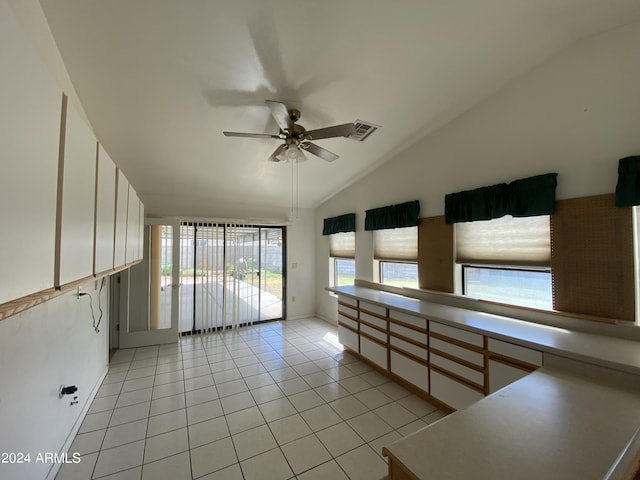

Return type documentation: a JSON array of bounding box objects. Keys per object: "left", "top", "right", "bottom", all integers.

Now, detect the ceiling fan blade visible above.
[
  {"left": 267, "top": 144, "right": 287, "bottom": 162},
  {"left": 302, "top": 142, "right": 339, "bottom": 162},
  {"left": 223, "top": 131, "right": 280, "bottom": 139},
  {"left": 304, "top": 123, "right": 355, "bottom": 141},
  {"left": 266, "top": 100, "right": 293, "bottom": 132}
]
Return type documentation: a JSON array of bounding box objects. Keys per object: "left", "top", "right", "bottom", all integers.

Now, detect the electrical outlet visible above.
[
  {"left": 292, "top": 296, "right": 296, "bottom": 302},
  {"left": 76, "top": 287, "right": 83, "bottom": 299}
]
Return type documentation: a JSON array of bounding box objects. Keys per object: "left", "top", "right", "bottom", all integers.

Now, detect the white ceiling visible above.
[{"left": 39, "top": 0, "right": 640, "bottom": 221}]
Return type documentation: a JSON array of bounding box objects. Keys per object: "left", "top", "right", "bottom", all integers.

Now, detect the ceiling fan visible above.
[{"left": 223, "top": 100, "right": 356, "bottom": 163}]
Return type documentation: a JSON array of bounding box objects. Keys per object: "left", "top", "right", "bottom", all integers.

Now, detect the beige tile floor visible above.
[{"left": 56, "top": 318, "right": 447, "bottom": 480}]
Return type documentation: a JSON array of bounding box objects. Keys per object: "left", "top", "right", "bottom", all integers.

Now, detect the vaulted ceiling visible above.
[{"left": 39, "top": 0, "right": 640, "bottom": 221}]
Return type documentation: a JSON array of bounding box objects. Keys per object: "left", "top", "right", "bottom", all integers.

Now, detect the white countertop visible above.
[
  {"left": 330, "top": 285, "right": 640, "bottom": 375},
  {"left": 383, "top": 366, "right": 640, "bottom": 480}
]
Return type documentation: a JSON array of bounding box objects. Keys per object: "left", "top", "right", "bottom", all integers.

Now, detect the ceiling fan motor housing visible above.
[{"left": 288, "top": 109, "right": 301, "bottom": 123}]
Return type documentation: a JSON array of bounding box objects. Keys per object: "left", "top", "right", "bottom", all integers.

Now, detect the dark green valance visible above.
[
  {"left": 322, "top": 213, "right": 356, "bottom": 235},
  {"left": 615, "top": 156, "right": 640, "bottom": 207},
  {"left": 445, "top": 173, "right": 558, "bottom": 224},
  {"left": 365, "top": 200, "right": 420, "bottom": 231}
]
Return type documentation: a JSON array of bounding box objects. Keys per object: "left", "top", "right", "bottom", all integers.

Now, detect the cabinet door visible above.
[
  {"left": 487, "top": 339, "right": 542, "bottom": 394},
  {"left": 430, "top": 369, "right": 484, "bottom": 411},
  {"left": 58, "top": 104, "right": 97, "bottom": 286},
  {"left": 138, "top": 201, "right": 145, "bottom": 261},
  {"left": 114, "top": 170, "right": 129, "bottom": 268},
  {"left": 338, "top": 324, "right": 359, "bottom": 352},
  {"left": 390, "top": 349, "right": 428, "bottom": 393},
  {"left": 361, "top": 337, "right": 387, "bottom": 370},
  {"left": 0, "top": 3, "right": 61, "bottom": 303},
  {"left": 94, "top": 145, "right": 116, "bottom": 274},
  {"left": 125, "top": 186, "right": 140, "bottom": 264},
  {"left": 488, "top": 360, "right": 531, "bottom": 394}
]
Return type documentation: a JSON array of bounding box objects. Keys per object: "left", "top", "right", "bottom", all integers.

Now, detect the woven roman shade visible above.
[
  {"left": 551, "top": 194, "right": 634, "bottom": 323},
  {"left": 418, "top": 216, "right": 454, "bottom": 292},
  {"left": 374, "top": 226, "right": 418, "bottom": 262},
  {"left": 329, "top": 232, "right": 355, "bottom": 259},
  {"left": 455, "top": 215, "right": 551, "bottom": 267}
]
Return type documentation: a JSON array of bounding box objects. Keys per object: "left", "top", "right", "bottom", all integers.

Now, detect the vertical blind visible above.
[
  {"left": 179, "top": 222, "right": 262, "bottom": 334},
  {"left": 455, "top": 215, "right": 551, "bottom": 267}
]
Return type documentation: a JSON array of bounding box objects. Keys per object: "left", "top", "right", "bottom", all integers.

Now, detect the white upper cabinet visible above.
[
  {"left": 114, "top": 170, "right": 129, "bottom": 268},
  {"left": 138, "top": 201, "right": 145, "bottom": 262},
  {"left": 0, "top": 2, "right": 61, "bottom": 304},
  {"left": 94, "top": 145, "right": 117, "bottom": 274},
  {"left": 126, "top": 186, "right": 140, "bottom": 264},
  {"left": 57, "top": 102, "right": 97, "bottom": 286}
]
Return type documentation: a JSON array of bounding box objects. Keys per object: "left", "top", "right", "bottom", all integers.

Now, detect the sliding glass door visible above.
[{"left": 179, "top": 223, "right": 285, "bottom": 334}]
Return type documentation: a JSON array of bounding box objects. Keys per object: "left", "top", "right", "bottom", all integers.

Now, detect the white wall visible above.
[
  {"left": 286, "top": 209, "right": 316, "bottom": 319},
  {"left": 315, "top": 21, "right": 640, "bottom": 322},
  {"left": 0, "top": 279, "right": 109, "bottom": 480}
]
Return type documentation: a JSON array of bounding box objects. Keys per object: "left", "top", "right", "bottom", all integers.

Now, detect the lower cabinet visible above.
[{"left": 336, "top": 297, "right": 544, "bottom": 412}]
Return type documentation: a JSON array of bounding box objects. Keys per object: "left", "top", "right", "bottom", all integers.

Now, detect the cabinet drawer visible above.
[
  {"left": 390, "top": 336, "right": 428, "bottom": 359},
  {"left": 488, "top": 359, "right": 532, "bottom": 394},
  {"left": 430, "top": 353, "right": 484, "bottom": 386},
  {"left": 360, "top": 311, "right": 387, "bottom": 330},
  {"left": 360, "top": 301, "right": 387, "bottom": 317},
  {"left": 390, "top": 350, "right": 428, "bottom": 393},
  {"left": 361, "top": 337, "right": 387, "bottom": 370},
  {"left": 360, "top": 323, "right": 387, "bottom": 343},
  {"left": 390, "top": 322, "right": 428, "bottom": 345},
  {"left": 488, "top": 339, "right": 542, "bottom": 367},
  {"left": 338, "top": 315, "right": 358, "bottom": 331},
  {"left": 389, "top": 310, "right": 427, "bottom": 330},
  {"left": 338, "top": 304, "right": 358, "bottom": 319},
  {"left": 430, "top": 338, "right": 483, "bottom": 367},
  {"left": 430, "top": 322, "right": 483, "bottom": 347},
  {"left": 430, "top": 370, "right": 484, "bottom": 411},
  {"left": 338, "top": 296, "right": 358, "bottom": 308},
  {"left": 338, "top": 325, "right": 359, "bottom": 352}
]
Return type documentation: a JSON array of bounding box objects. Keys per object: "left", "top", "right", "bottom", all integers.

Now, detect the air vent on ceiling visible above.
[{"left": 347, "top": 120, "right": 379, "bottom": 142}]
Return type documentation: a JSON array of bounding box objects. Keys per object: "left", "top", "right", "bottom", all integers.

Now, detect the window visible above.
[
  {"left": 456, "top": 215, "right": 552, "bottom": 308},
  {"left": 374, "top": 226, "right": 418, "bottom": 288},
  {"left": 462, "top": 265, "right": 552, "bottom": 309},
  {"left": 380, "top": 261, "right": 418, "bottom": 288},
  {"left": 330, "top": 232, "right": 355, "bottom": 286},
  {"left": 334, "top": 258, "right": 356, "bottom": 286}
]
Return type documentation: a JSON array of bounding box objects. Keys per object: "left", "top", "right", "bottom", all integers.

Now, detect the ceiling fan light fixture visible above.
[
  {"left": 285, "top": 146, "right": 299, "bottom": 161},
  {"left": 275, "top": 145, "right": 307, "bottom": 163}
]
